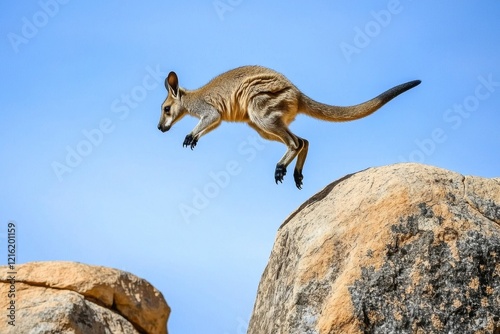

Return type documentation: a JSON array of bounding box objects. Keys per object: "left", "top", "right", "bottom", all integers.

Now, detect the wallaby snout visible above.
[{"left": 157, "top": 123, "right": 170, "bottom": 132}]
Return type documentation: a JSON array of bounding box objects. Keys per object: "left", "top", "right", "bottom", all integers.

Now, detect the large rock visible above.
[
  {"left": 0, "top": 261, "right": 170, "bottom": 334},
  {"left": 248, "top": 163, "right": 500, "bottom": 334}
]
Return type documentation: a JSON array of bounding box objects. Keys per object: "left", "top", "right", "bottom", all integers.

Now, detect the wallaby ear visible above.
[{"left": 165, "top": 71, "right": 179, "bottom": 97}]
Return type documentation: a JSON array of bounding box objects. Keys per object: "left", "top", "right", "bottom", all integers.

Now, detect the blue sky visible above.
[{"left": 1, "top": 1, "right": 499, "bottom": 333}]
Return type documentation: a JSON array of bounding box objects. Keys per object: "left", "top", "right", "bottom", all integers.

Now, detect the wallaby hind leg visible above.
[
  {"left": 248, "top": 121, "right": 307, "bottom": 188},
  {"left": 293, "top": 137, "right": 308, "bottom": 189}
]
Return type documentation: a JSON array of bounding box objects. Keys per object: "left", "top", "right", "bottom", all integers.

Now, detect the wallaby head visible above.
[{"left": 157, "top": 71, "right": 187, "bottom": 133}]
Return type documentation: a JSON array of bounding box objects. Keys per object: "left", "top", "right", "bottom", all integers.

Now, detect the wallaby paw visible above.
[
  {"left": 275, "top": 164, "right": 287, "bottom": 184},
  {"left": 183, "top": 134, "right": 198, "bottom": 150},
  {"left": 293, "top": 169, "right": 303, "bottom": 190}
]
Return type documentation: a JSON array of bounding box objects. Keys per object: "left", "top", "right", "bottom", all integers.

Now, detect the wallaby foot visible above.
[
  {"left": 293, "top": 169, "right": 303, "bottom": 189},
  {"left": 183, "top": 134, "right": 198, "bottom": 150},
  {"left": 275, "top": 164, "right": 287, "bottom": 184}
]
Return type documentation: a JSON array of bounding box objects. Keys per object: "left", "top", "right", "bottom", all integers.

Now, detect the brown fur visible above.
[{"left": 158, "top": 65, "right": 420, "bottom": 189}]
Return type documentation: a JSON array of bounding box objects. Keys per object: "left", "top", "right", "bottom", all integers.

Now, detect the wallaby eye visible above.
[{"left": 163, "top": 106, "right": 171, "bottom": 115}]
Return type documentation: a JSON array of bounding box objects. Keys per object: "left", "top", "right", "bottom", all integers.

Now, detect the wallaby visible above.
[{"left": 157, "top": 66, "right": 420, "bottom": 189}]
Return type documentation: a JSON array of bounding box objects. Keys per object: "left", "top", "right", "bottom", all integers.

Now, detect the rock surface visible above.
[
  {"left": 0, "top": 261, "right": 170, "bottom": 334},
  {"left": 247, "top": 163, "right": 500, "bottom": 334}
]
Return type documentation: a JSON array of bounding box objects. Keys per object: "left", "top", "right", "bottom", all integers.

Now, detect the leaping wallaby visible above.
[{"left": 157, "top": 66, "right": 420, "bottom": 189}]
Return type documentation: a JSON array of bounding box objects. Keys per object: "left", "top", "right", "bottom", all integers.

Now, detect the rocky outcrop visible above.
[
  {"left": 0, "top": 261, "right": 170, "bottom": 334},
  {"left": 248, "top": 163, "right": 500, "bottom": 334}
]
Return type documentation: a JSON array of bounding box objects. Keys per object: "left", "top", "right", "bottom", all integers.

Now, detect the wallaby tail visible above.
[{"left": 299, "top": 80, "right": 421, "bottom": 122}]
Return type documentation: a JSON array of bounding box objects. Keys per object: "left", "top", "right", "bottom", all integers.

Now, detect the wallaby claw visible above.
[
  {"left": 183, "top": 134, "right": 198, "bottom": 150},
  {"left": 293, "top": 169, "right": 303, "bottom": 189},
  {"left": 275, "top": 164, "right": 287, "bottom": 184}
]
